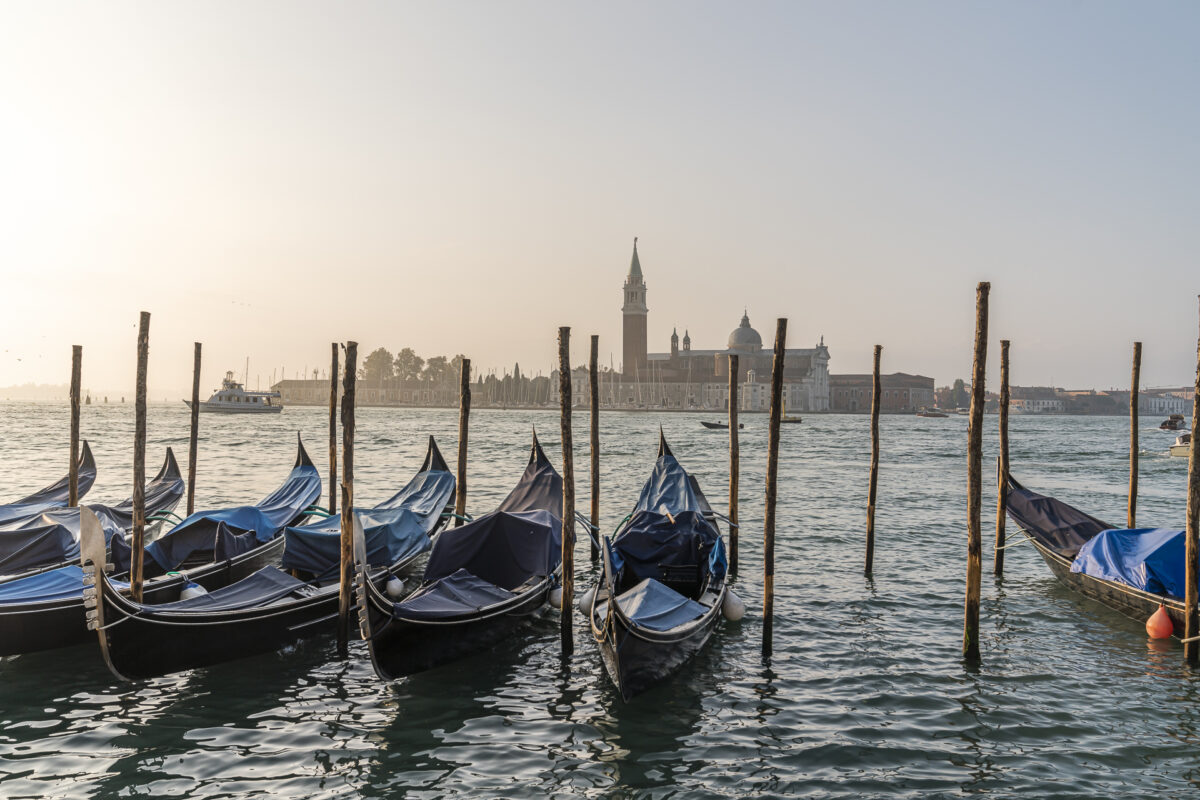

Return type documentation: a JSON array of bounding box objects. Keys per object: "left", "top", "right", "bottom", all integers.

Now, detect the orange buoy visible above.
[{"left": 1146, "top": 604, "right": 1174, "bottom": 639}]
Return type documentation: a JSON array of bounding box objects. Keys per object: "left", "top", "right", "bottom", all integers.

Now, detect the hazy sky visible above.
[{"left": 2, "top": 1, "right": 1197, "bottom": 396}]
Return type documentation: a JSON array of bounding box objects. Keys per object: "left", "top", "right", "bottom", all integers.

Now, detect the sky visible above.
[{"left": 1, "top": 1, "right": 1197, "bottom": 397}]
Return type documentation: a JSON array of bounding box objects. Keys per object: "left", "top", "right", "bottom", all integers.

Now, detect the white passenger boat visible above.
[{"left": 184, "top": 371, "right": 283, "bottom": 414}]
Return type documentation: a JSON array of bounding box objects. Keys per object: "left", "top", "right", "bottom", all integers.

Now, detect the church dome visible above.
[{"left": 728, "top": 311, "right": 763, "bottom": 351}]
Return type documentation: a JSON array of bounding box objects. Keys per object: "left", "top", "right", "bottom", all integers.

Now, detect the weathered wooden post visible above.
[
  {"left": 1129, "top": 341, "right": 1142, "bottom": 528},
  {"left": 865, "top": 344, "right": 881, "bottom": 575},
  {"left": 964, "top": 282, "right": 990, "bottom": 661},
  {"left": 994, "top": 340, "right": 1010, "bottom": 576},
  {"left": 558, "top": 327, "right": 576, "bottom": 658},
  {"left": 455, "top": 358, "right": 471, "bottom": 526},
  {"left": 131, "top": 312, "right": 150, "bottom": 603},
  {"left": 187, "top": 342, "right": 201, "bottom": 515},
  {"left": 589, "top": 335, "right": 600, "bottom": 561},
  {"left": 728, "top": 353, "right": 740, "bottom": 573},
  {"left": 763, "top": 319, "right": 787, "bottom": 659},
  {"left": 68, "top": 345, "right": 82, "bottom": 507},
  {"left": 329, "top": 343, "right": 339, "bottom": 515},
  {"left": 1185, "top": 299, "right": 1200, "bottom": 664},
  {"left": 337, "top": 341, "right": 357, "bottom": 658}
]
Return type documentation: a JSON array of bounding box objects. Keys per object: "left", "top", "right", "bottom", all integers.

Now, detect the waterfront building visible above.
[{"left": 829, "top": 372, "right": 935, "bottom": 413}]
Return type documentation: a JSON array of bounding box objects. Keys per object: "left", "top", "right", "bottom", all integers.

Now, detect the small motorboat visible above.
[
  {"left": 1170, "top": 433, "right": 1192, "bottom": 458},
  {"left": 700, "top": 421, "right": 743, "bottom": 430},
  {"left": 1160, "top": 414, "right": 1188, "bottom": 431},
  {"left": 916, "top": 408, "right": 949, "bottom": 418}
]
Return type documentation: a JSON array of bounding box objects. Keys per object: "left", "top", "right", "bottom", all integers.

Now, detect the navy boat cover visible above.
[
  {"left": 396, "top": 567, "right": 516, "bottom": 620},
  {"left": 611, "top": 454, "right": 726, "bottom": 582},
  {"left": 0, "top": 449, "right": 184, "bottom": 576},
  {"left": 145, "top": 441, "right": 320, "bottom": 572},
  {"left": 1071, "top": 527, "right": 1188, "bottom": 597},
  {"left": 281, "top": 467, "right": 454, "bottom": 579},
  {"left": 6, "top": 441, "right": 97, "bottom": 508},
  {"left": 144, "top": 566, "right": 307, "bottom": 613},
  {"left": 1004, "top": 476, "right": 1113, "bottom": 559},
  {"left": 496, "top": 439, "right": 563, "bottom": 516},
  {"left": 423, "top": 509, "right": 562, "bottom": 590},
  {"left": 0, "top": 565, "right": 127, "bottom": 605},
  {"left": 615, "top": 578, "right": 707, "bottom": 631}
]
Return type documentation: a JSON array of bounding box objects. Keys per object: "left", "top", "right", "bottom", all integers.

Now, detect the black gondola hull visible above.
[
  {"left": 592, "top": 598, "right": 721, "bottom": 702},
  {"left": 0, "top": 537, "right": 285, "bottom": 657},
  {"left": 364, "top": 583, "right": 549, "bottom": 678}
]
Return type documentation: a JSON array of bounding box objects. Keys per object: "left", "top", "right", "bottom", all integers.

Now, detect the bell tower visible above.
[{"left": 622, "top": 237, "right": 648, "bottom": 378}]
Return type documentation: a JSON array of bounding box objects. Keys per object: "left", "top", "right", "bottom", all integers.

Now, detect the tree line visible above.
[{"left": 358, "top": 348, "right": 468, "bottom": 386}]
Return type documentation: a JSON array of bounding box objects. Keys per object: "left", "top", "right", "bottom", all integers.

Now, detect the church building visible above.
[{"left": 605, "top": 239, "right": 831, "bottom": 411}]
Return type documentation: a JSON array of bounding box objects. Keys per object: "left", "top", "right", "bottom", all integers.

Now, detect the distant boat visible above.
[
  {"left": 781, "top": 398, "right": 801, "bottom": 424},
  {"left": 700, "top": 421, "right": 743, "bottom": 430},
  {"left": 184, "top": 371, "right": 282, "bottom": 414},
  {"left": 1170, "top": 433, "right": 1191, "bottom": 458},
  {"left": 1160, "top": 414, "right": 1187, "bottom": 431},
  {"left": 917, "top": 408, "right": 949, "bottom": 418}
]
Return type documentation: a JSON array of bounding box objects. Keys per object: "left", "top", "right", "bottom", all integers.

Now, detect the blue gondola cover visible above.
[
  {"left": 0, "top": 565, "right": 127, "bottom": 605},
  {"left": 1071, "top": 527, "right": 1187, "bottom": 597},
  {"left": 147, "top": 566, "right": 306, "bottom": 612},
  {"left": 616, "top": 577, "right": 707, "bottom": 631},
  {"left": 423, "top": 509, "right": 561, "bottom": 591},
  {"left": 396, "top": 567, "right": 516, "bottom": 620}
]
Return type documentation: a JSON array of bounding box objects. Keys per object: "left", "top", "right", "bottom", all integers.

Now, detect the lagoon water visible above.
[{"left": 0, "top": 402, "right": 1196, "bottom": 799}]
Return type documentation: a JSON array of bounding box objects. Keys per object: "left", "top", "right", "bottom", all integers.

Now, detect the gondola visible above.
[
  {"left": 587, "top": 432, "right": 728, "bottom": 701},
  {"left": 82, "top": 437, "right": 455, "bottom": 680},
  {"left": 0, "top": 441, "right": 97, "bottom": 524},
  {"left": 0, "top": 436, "right": 320, "bottom": 656},
  {"left": 1005, "top": 473, "right": 1189, "bottom": 632},
  {"left": 700, "top": 421, "right": 743, "bottom": 430},
  {"left": 0, "top": 448, "right": 184, "bottom": 582},
  {"left": 354, "top": 431, "right": 563, "bottom": 678}
]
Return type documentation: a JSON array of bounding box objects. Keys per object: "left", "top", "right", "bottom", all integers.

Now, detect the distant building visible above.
[
  {"left": 607, "top": 239, "right": 831, "bottom": 411},
  {"left": 1010, "top": 386, "right": 1064, "bottom": 414},
  {"left": 829, "top": 373, "right": 935, "bottom": 413}
]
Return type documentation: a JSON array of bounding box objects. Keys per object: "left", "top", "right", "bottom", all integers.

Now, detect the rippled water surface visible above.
[{"left": 0, "top": 402, "right": 1196, "bottom": 798}]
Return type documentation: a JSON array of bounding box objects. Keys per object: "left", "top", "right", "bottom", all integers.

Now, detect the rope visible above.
[{"left": 995, "top": 529, "right": 1035, "bottom": 551}]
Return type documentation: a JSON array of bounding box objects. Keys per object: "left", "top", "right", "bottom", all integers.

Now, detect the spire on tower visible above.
[{"left": 629, "top": 237, "right": 643, "bottom": 280}]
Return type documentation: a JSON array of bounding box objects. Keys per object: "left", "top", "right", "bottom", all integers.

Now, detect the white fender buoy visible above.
[
  {"left": 549, "top": 586, "right": 564, "bottom": 610},
  {"left": 180, "top": 582, "right": 207, "bottom": 601},
  {"left": 722, "top": 589, "right": 745, "bottom": 622},
  {"left": 577, "top": 586, "right": 596, "bottom": 615},
  {"left": 385, "top": 576, "right": 406, "bottom": 599}
]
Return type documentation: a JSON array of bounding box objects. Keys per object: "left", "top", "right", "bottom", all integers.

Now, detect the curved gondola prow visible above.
[
  {"left": 153, "top": 447, "right": 182, "bottom": 484},
  {"left": 294, "top": 433, "right": 315, "bottom": 469},
  {"left": 421, "top": 436, "right": 450, "bottom": 475},
  {"left": 658, "top": 428, "right": 673, "bottom": 460},
  {"left": 78, "top": 506, "right": 130, "bottom": 682},
  {"left": 14, "top": 440, "right": 98, "bottom": 506}
]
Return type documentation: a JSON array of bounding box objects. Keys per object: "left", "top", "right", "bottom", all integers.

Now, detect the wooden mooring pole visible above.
[
  {"left": 1129, "top": 341, "right": 1142, "bottom": 528},
  {"left": 1185, "top": 298, "right": 1200, "bottom": 664},
  {"left": 994, "top": 339, "right": 1010, "bottom": 576},
  {"left": 328, "top": 343, "right": 339, "bottom": 516},
  {"left": 763, "top": 319, "right": 787, "bottom": 660},
  {"left": 728, "top": 354, "right": 740, "bottom": 574},
  {"left": 187, "top": 342, "right": 201, "bottom": 516},
  {"left": 865, "top": 345, "right": 882, "bottom": 576},
  {"left": 337, "top": 341, "right": 357, "bottom": 658},
  {"left": 455, "top": 358, "right": 471, "bottom": 526},
  {"left": 131, "top": 312, "right": 150, "bottom": 603},
  {"left": 558, "top": 327, "right": 575, "bottom": 658},
  {"left": 68, "top": 345, "right": 82, "bottom": 507},
  {"left": 589, "top": 335, "right": 600, "bottom": 561},
  {"left": 963, "top": 282, "right": 989, "bottom": 661}
]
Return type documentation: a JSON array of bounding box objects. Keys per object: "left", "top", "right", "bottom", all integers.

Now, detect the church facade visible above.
[{"left": 604, "top": 239, "right": 831, "bottom": 411}]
